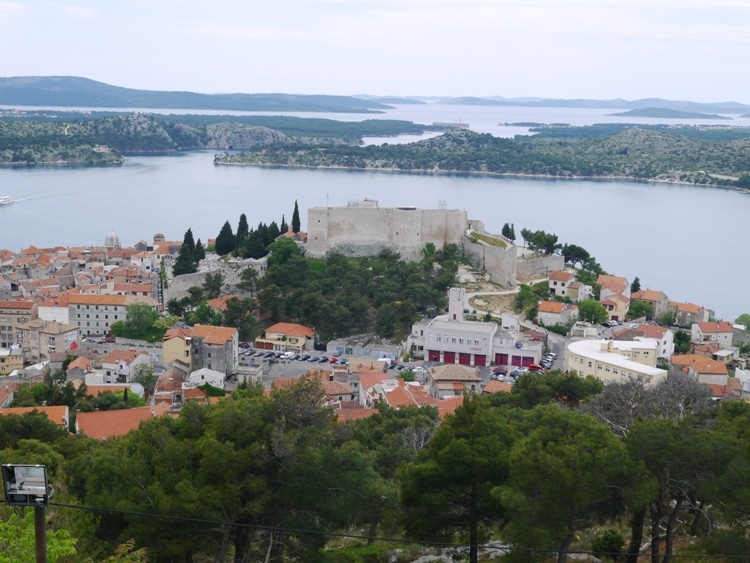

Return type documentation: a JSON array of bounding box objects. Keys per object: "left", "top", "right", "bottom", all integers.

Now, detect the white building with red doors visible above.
[{"left": 407, "top": 288, "right": 543, "bottom": 368}]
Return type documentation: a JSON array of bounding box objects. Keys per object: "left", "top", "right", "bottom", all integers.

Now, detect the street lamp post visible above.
[{"left": 2, "top": 464, "right": 53, "bottom": 563}]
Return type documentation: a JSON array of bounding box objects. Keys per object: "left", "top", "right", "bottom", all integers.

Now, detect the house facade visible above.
[
  {"left": 424, "top": 363, "right": 482, "bottom": 399},
  {"left": 0, "top": 300, "right": 38, "bottom": 348},
  {"left": 19, "top": 319, "right": 79, "bottom": 364},
  {"left": 68, "top": 294, "right": 158, "bottom": 336},
  {"left": 536, "top": 301, "right": 578, "bottom": 327},
  {"left": 691, "top": 321, "right": 733, "bottom": 347},
  {"left": 631, "top": 289, "right": 670, "bottom": 320},
  {"left": 565, "top": 338, "right": 666, "bottom": 384},
  {"left": 101, "top": 349, "right": 152, "bottom": 384},
  {"left": 548, "top": 270, "right": 575, "bottom": 298},
  {"left": 190, "top": 324, "right": 239, "bottom": 376},
  {"left": 255, "top": 322, "right": 315, "bottom": 353}
]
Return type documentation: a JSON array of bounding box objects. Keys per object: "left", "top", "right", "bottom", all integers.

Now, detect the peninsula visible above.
[{"left": 214, "top": 127, "right": 750, "bottom": 189}]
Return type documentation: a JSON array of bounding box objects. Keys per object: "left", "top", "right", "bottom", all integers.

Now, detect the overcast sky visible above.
[{"left": 2, "top": 0, "right": 748, "bottom": 103}]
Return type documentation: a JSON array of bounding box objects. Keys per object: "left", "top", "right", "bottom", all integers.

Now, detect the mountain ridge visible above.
[{"left": 2, "top": 76, "right": 749, "bottom": 114}]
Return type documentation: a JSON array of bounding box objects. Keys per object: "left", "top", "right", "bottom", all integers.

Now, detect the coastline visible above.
[{"left": 213, "top": 160, "right": 750, "bottom": 192}]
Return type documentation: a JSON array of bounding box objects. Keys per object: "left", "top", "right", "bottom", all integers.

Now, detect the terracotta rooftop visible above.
[
  {"left": 0, "top": 300, "right": 36, "bottom": 309},
  {"left": 264, "top": 322, "right": 315, "bottom": 338},
  {"left": 191, "top": 324, "right": 237, "bottom": 345},
  {"left": 0, "top": 405, "right": 69, "bottom": 427},
  {"left": 207, "top": 295, "right": 233, "bottom": 312},
  {"left": 537, "top": 301, "right": 564, "bottom": 314},
  {"left": 437, "top": 396, "right": 465, "bottom": 418},
  {"left": 549, "top": 270, "right": 574, "bottom": 282},
  {"left": 482, "top": 380, "right": 514, "bottom": 394},
  {"left": 76, "top": 403, "right": 171, "bottom": 440},
  {"left": 359, "top": 371, "right": 391, "bottom": 390},
  {"left": 696, "top": 321, "right": 733, "bottom": 334},
  {"left": 428, "top": 364, "right": 482, "bottom": 382},
  {"left": 671, "top": 354, "right": 728, "bottom": 375},
  {"left": 631, "top": 289, "right": 666, "bottom": 302},
  {"left": 102, "top": 349, "right": 148, "bottom": 365}
]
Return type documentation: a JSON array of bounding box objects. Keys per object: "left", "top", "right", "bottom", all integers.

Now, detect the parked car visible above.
[
  {"left": 492, "top": 366, "right": 508, "bottom": 376},
  {"left": 318, "top": 356, "right": 329, "bottom": 363},
  {"left": 300, "top": 354, "right": 311, "bottom": 361},
  {"left": 338, "top": 358, "right": 348, "bottom": 365},
  {"left": 308, "top": 356, "right": 320, "bottom": 362},
  {"left": 328, "top": 357, "right": 338, "bottom": 363},
  {"left": 263, "top": 351, "right": 274, "bottom": 358}
]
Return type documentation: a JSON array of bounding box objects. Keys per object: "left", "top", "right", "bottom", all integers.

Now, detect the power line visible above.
[{"left": 0, "top": 499, "right": 744, "bottom": 559}]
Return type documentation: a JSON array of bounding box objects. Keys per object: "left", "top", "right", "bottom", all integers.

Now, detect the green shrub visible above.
[{"left": 592, "top": 529, "right": 624, "bottom": 560}]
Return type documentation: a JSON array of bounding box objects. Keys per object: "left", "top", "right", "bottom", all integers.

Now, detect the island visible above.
[{"left": 607, "top": 107, "right": 731, "bottom": 120}]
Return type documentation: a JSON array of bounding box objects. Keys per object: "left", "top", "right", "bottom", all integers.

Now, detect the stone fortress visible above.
[{"left": 305, "top": 199, "right": 562, "bottom": 287}]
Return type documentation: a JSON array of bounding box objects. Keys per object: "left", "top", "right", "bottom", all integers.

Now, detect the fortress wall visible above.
[
  {"left": 462, "top": 236, "right": 517, "bottom": 288},
  {"left": 516, "top": 253, "right": 565, "bottom": 281},
  {"left": 306, "top": 206, "right": 468, "bottom": 260}
]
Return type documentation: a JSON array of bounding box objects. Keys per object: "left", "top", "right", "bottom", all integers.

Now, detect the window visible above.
[
  {"left": 482, "top": 338, "right": 487, "bottom": 347},
  {"left": 436, "top": 335, "right": 441, "bottom": 342},
  {"left": 459, "top": 337, "right": 464, "bottom": 345},
  {"left": 451, "top": 337, "right": 457, "bottom": 344},
  {"left": 588, "top": 361, "right": 592, "bottom": 368},
  {"left": 474, "top": 339, "right": 479, "bottom": 346}
]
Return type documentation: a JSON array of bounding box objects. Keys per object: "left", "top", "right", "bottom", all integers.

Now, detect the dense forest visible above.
[
  {"left": 216, "top": 127, "right": 750, "bottom": 188},
  {"left": 3, "top": 373, "right": 750, "bottom": 562}
]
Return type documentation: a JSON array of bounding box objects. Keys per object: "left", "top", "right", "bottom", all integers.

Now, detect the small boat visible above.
[{"left": 0, "top": 196, "right": 13, "bottom": 206}]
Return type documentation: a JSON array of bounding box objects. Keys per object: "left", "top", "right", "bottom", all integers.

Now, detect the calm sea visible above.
[{"left": 0, "top": 104, "right": 747, "bottom": 321}]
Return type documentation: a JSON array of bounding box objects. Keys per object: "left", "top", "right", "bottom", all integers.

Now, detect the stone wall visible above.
[
  {"left": 461, "top": 235, "right": 517, "bottom": 288},
  {"left": 166, "top": 255, "right": 267, "bottom": 301},
  {"left": 516, "top": 253, "right": 565, "bottom": 281},
  {"left": 306, "top": 203, "right": 468, "bottom": 260}
]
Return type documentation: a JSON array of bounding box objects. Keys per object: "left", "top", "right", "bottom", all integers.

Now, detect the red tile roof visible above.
[
  {"left": 537, "top": 301, "right": 564, "bottom": 314},
  {"left": 191, "top": 324, "right": 237, "bottom": 345},
  {"left": 437, "top": 396, "right": 465, "bottom": 418},
  {"left": 0, "top": 405, "right": 69, "bottom": 427},
  {"left": 549, "top": 270, "right": 574, "bottom": 282},
  {"left": 696, "top": 321, "right": 733, "bottom": 334},
  {"left": 76, "top": 403, "right": 171, "bottom": 440},
  {"left": 265, "top": 322, "right": 315, "bottom": 338}
]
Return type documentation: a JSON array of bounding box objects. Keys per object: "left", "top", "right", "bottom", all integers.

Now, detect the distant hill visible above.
[
  {"left": 0, "top": 76, "right": 391, "bottom": 113},
  {"left": 608, "top": 108, "right": 731, "bottom": 120}
]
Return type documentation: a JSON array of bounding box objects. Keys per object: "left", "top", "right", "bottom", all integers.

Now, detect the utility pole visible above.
[{"left": 35, "top": 505, "right": 47, "bottom": 563}]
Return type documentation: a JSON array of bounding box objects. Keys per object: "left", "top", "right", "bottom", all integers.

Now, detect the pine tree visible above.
[
  {"left": 292, "top": 200, "right": 301, "bottom": 233},
  {"left": 215, "top": 221, "right": 236, "bottom": 256},
  {"left": 502, "top": 222, "right": 511, "bottom": 239}
]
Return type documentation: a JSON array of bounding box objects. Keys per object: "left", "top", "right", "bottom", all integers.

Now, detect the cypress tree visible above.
[
  {"left": 280, "top": 214, "right": 288, "bottom": 235},
  {"left": 292, "top": 200, "right": 300, "bottom": 233},
  {"left": 183, "top": 228, "right": 196, "bottom": 256},
  {"left": 215, "top": 221, "right": 236, "bottom": 256},
  {"left": 269, "top": 220, "right": 281, "bottom": 242},
  {"left": 236, "top": 213, "right": 249, "bottom": 251},
  {"left": 194, "top": 238, "right": 206, "bottom": 261}
]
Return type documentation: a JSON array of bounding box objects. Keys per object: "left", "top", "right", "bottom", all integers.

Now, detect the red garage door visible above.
[
  {"left": 459, "top": 353, "right": 471, "bottom": 365},
  {"left": 521, "top": 356, "right": 534, "bottom": 367},
  {"left": 474, "top": 354, "right": 487, "bottom": 367},
  {"left": 495, "top": 353, "right": 508, "bottom": 365},
  {"left": 428, "top": 350, "right": 440, "bottom": 362},
  {"left": 443, "top": 351, "right": 456, "bottom": 364},
  {"left": 511, "top": 355, "right": 522, "bottom": 366}
]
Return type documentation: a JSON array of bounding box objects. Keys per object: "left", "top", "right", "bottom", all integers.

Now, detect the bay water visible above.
[{"left": 0, "top": 104, "right": 747, "bottom": 320}]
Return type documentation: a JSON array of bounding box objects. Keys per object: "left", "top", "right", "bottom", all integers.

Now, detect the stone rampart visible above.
[
  {"left": 306, "top": 204, "right": 467, "bottom": 261},
  {"left": 516, "top": 253, "right": 565, "bottom": 281}
]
